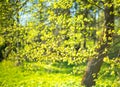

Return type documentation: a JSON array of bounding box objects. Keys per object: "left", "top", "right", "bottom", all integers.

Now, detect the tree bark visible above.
[
  {"left": 81, "top": 0, "right": 114, "bottom": 87},
  {"left": 81, "top": 43, "right": 107, "bottom": 87}
]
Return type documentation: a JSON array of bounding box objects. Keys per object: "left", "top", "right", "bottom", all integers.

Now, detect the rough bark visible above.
[
  {"left": 81, "top": 43, "right": 108, "bottom": 87},
  {"left": 81, "top": 0, "right": 114, "bottom": 87}
]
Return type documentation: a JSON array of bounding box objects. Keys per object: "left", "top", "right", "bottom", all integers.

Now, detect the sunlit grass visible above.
[
  {"left": 0, "top": 60, "right": 81, "bottom": 87},
  {"left": 0, "top": 60, "right": 119, "bottom": 87}
]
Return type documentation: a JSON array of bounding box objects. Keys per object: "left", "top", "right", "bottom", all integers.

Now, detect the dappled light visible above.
[{"left": 0, "top": 0, "right": 120, "bottom": 87}]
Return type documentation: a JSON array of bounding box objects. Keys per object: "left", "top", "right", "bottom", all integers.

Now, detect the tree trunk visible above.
[
  {"left": 0, "top": 42, "right": 8, "bottom": 61},
  {"left": 81, "top": 43, "right": 107, "bottom": 87},
  {"left": 81, "top": 1, "right": 114, "bottom": 87},
  {"left": 83, "top": 36, "right": 87, "bottom": 49}
]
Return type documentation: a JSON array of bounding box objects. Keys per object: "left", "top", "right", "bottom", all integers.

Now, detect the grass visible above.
[
  {"left": 0, "top": 60, "right": 119, "bottom": 87},
  {"left": 0, "top": 60, "right": 82, "bottom": 87}
]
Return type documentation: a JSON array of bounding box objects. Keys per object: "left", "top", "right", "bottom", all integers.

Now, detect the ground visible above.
[{"left": 0, "top": 60, "right": 119, "bottom": 87}]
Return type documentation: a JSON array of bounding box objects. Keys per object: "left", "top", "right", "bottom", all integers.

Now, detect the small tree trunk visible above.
[
  {"left": 83, "top": 36, "right": 87, "bottom": 49},
  {"left": 0, "top": 42, "right": 8, "bottom": 61},
  {"left": 81, "top": 0, "right": 114, "bottom": 87}
]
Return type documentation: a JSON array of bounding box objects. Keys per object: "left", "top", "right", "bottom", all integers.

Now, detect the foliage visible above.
[{"left": 0, "top": 0, "right": 120, "bottom": 86}]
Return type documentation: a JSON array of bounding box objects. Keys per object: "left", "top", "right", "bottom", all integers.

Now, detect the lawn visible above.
[
  {"left": 0, "top": 60, "right": 119, "bottom": 87},
  {"left": 0, "top": 61, "right": 81, "bottom": 87}
]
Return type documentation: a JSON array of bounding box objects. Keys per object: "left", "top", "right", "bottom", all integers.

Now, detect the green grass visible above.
[
  {"left": 0, "top": 61, "right": 82, "bottom": 87},
  {"left": 0, "top": 60, "right": 119, "bottom": 87}
]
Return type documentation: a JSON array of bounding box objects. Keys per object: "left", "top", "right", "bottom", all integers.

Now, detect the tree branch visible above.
[
  {"left": 14, "top": 0, "right": 29, "bottom": 15},
  {"left": 88, "top": 0, "right": 104, "bottom": 10}
]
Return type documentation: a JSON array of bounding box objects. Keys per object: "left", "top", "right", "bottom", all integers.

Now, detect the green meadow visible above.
[{"left": 0, "top": 60, "right": 119, "bottom": 87}]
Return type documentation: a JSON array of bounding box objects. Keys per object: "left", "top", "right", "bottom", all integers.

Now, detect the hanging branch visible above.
[
  {"left": 13, "top": 0, "right": 29, "bottom": 16},
  {"left": 87, "top": 0, "right": 104, "bottom": 11}
]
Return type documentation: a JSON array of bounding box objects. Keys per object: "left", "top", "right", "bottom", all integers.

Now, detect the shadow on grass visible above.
[
  {"left": 21, "top": 61, "right": 74, "bottom": 74},
  {"left": 20, "top": 61, "right": 87, "bottom": 77}
]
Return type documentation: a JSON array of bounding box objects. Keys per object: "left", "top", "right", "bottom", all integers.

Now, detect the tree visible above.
[
  {"left": 81, "top": 0, "right": 115, "bottom": 86},
  {"left": 0, "top": 0, "right": 29, "bottom": 61}
]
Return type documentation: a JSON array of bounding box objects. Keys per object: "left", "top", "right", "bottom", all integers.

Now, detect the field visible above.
[{"left": 0, "top": 60, "right": 119, "bottom": 87}]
